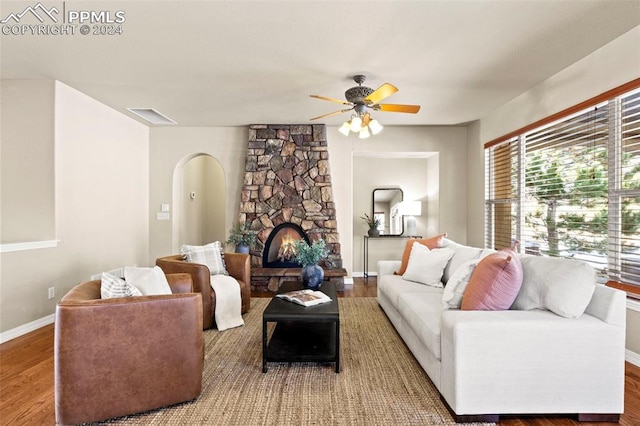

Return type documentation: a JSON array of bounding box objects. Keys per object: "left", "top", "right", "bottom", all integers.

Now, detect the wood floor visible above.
[{"left": 1, "top": 278, "right": 638, "bottom": 426}]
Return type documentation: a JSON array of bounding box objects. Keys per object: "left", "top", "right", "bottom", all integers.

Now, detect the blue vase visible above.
[
  {"left": 235, "top": 245, "right": 249, "bottom": 254},
  {"left": 301, "top": 264, "right": 324, "bottom": 290}
]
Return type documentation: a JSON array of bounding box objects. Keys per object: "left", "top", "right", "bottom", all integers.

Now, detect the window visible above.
[{"left": 485, "top": 85, "right": 640, "bottom": 287}]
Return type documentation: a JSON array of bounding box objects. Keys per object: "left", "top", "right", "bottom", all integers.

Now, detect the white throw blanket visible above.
[{"left": 210, "top": 275, "right": 244, "bottom": 331}]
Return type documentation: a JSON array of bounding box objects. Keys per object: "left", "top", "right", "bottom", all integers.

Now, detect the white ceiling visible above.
[{"left": 2, "top": 0, "right": 639, "bottom": 127}]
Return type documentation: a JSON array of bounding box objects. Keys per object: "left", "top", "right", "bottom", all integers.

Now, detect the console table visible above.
[{"left": 363, "top": 235, "right": 421, "bottom": 279}]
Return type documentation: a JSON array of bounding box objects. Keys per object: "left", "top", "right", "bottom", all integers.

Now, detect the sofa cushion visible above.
[
  {"left": 124, "top": 266, "right": 172, "bottom": 295},
  {"left": 402, "top": 244, "right": 455, "bottom": 288},
  {"left": 395, "top": 233, "right": 446, "bottom": 275},
  {"left": 378, "top": 274, "right": 442, "bottom": 307},
  {"left": 441, "top": 258, "right": 481, "bottom": 309},
  {"left": 100, "top": 272, "right": 142, "bottom": 299},
  {"left": 397, "top": 291, "right": 444, "bottom": 360},
  {"left": 461, "top": 248, "right": 523, "bottom": 311},
  {"left": 513, "top": 256, "right": 596, "bottom": 319},
  {"left": 180, "top": 241, "right": 228, "bottom": 275}
]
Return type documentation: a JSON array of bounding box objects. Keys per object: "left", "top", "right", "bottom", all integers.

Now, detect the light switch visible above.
[
  {"left": 156, "top": 212, "right": 170, "bottom": 221},
  {"left": 161, "top": 204, "right": 170, "bottom": 212}
]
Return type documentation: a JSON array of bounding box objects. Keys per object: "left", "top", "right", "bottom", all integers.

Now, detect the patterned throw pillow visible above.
[
  {"left": 180, "top": 241, "right": 228, "bottom": 276},
  {"left": 100, "top": 272, "right": 142, "bottom": 299},
  {"left": 441, "top": 259, "right": 481, "bottom": 310}
]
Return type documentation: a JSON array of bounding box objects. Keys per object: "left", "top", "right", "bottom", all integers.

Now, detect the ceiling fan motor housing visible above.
[
  {"left": 345, "top": 74, "right": 374, "bottom": 105},
  {"left": 345, "top": 86, "right": 374, "bottom": 104}
]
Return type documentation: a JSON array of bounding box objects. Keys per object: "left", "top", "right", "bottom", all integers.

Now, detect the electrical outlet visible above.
[{"left": 48, "top": 287, "right": 55, "bottom": 300}]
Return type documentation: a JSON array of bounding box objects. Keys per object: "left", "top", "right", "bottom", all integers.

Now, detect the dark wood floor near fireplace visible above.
[{"left": 1, "top": 278, "right": 639, "bottom": 426}]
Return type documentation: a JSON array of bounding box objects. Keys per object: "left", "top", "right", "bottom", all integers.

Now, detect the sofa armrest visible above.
[
  {"left": 224, "top": 253, "right": 250, "bottom": 284},
  {"left": 377, "top": 260, "right": 401, "bottom": 277},
  {"left": 166, "top": 273, "right": 193, "bottom": 294},
  {"left": 439, "top": 309, "right": 625, "bottom": 416},
  {"left": 584, "top": 284, "right": 626, "bottom": 327}
]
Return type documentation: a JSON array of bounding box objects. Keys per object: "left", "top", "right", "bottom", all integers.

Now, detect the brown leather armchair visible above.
[
  {"left": 156, "top": 252, "right": 251, "bottom": 330},
  {"left": 54, "top": 274, "right": 203, "bottom": 425}
]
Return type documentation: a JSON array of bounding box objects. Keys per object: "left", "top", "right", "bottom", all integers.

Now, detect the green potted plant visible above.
[
  {"left": 361, "top": 213, "right": 381, "bottom": 237},
  {"left": 294, "top": 238, "right": 330, "bottom": 289},
  {"left": 226, "top": 222, "right": 257, "bottom": 254}
]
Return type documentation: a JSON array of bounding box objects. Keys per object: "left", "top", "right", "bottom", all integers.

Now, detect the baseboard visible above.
[
  {"left": 0, "top": 314, "right": 55, "bottom": 344},
  {"left": 627, "top": 298, "right": 640, "bottom": 312},
  {"left": 352, "top": 272, "right": 377, "bottom": 278},
  {"left": 343, "top": 277, "right": 354, "bottom": 286},
  {"left": 626, "top": 349, "right": 640, "bottom": 367}
]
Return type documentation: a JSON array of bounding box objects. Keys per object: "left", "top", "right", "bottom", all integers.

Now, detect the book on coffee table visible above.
[{"left": 276, "top": 289, "right": 332, "bottom": 307}]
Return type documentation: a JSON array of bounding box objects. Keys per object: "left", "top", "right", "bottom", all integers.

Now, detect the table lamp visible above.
[{"left": 400, "top": 201, "right": 422, "bottom": 237}]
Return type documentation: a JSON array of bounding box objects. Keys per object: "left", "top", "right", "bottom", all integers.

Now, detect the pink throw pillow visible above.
[{"left": 461, "top": 246, "right": 523, "bottom": 311}]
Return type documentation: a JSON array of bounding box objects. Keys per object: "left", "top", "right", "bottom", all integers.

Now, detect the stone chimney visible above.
[{"left": 239, "top": 124, "right": 342, "bottom": 271}]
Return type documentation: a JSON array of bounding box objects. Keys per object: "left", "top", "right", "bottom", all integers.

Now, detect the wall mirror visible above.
[{"left": 372, "top": 188, "right": 404, "bottom": 236}]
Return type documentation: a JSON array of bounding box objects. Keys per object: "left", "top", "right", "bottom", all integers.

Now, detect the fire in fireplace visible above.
[{"left": 263, "top": 223, "right": 309, "bottom": 268}]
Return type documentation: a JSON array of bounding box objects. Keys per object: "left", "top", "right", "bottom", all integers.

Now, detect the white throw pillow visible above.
[
  {"left": 100, "top": 272, "right": 142, "bottom": 299},
  {"left": 441, "top": 259, "right": 481, "bottom": 309},
  {"left": 512, "top": 256, "right": 596, "bottom": 318},
  {"left": 402, "top": 243, "right": 455, "bottom": 288},
  {"left": 180, "top": 241, "right": 228, "bottom": 275},
  {"left": 124, "top": 266, "right": 172, "bottom": 295}
]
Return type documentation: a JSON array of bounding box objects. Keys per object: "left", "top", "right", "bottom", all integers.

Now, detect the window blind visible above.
[
  {"left": 485, "top": 86, "right": 640, "bottom": 287},
  {"left": 615, "top": 90, "right": 640, "bottom": 284},
  {"left": 485, "top": 138, "right": 518, "bottom": 250}
]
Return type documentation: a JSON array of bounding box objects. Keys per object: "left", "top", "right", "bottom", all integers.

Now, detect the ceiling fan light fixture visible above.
[
  {"left": 359, "top": 126, "right": 370, "bottom": 139},
  {"left": 369, "top": 119, "right": 383, "bottom": 135},
  {"left": 339, "top": 121, "right": 351, "bottom": 136},
  {"left": 350, "top": 116, "right": 362, "bottom": 132}
]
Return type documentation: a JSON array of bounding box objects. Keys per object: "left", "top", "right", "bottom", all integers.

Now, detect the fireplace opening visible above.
[{"left": 263, "top": 223, "right": 310, "bottom": 268}]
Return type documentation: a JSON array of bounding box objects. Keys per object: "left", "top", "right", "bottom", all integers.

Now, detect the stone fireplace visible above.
[{"left": 238, "top": 124, "right": 345, "bottom": 291}]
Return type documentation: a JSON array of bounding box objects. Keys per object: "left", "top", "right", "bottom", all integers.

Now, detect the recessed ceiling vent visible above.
[{"left": 126, "top": 108, "right": 177, "bottom": 125}]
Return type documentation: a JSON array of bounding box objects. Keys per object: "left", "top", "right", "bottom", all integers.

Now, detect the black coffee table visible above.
[{"left": 262, "top": 280, "right": 340, "bottom": 373}]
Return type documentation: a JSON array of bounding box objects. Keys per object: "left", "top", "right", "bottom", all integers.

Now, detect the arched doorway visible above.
[{"left": 172, "top": 154, "right": 226, "bottom": 251}]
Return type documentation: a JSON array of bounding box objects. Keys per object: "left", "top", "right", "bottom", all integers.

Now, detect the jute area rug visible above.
[{"left": 107, "top": 298, "right": 493, "bottom": 425}]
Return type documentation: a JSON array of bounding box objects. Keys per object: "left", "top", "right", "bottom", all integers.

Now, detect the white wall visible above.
[
  {"left": 149, "top": 127, "right": 247, "bottom": 261},
  {"left": 467, "top": 26, "right": 640, "bottom": 357},
  {"left": 0, "top": 81, "right": 149, "bottom": 334},
  {"left": 329, "top": 125, "right": 468, "bottom": 275},
  {"left": 352, "top": 156, "right": 433, "bottom": 275},
  {"left": 1, "top": 80, "right": 55, "bottom": 243}
]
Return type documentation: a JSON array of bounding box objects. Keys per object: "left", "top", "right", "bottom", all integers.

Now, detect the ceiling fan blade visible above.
[
  {"left": 364, "top": 83, "right": 398, "bottom": 105},
  {"left": 310, "top": 108, "right": 353, "bottom": 120},
  {"left": 309, "top": 95, "right": 352, "bottom": 105},
  {"left": 375, "top": 103, "right": 421, "bottom": 114},
  {"left": 362, "top": 113, "right": 371, "bottom": 127}
]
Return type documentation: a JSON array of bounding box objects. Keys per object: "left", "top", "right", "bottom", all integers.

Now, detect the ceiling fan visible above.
[{"left": 309, "top": 75, "right": 421, "bottom": 137}]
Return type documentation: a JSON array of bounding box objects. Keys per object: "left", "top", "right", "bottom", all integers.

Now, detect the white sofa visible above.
[{"left": 377, "top": 239, "right": 627, "bottom": 423}]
